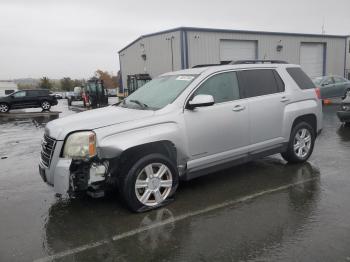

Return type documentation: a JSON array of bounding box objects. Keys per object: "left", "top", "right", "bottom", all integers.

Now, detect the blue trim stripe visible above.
[{"left": 180, "top": 29, "right": 185, "bottom": 70}]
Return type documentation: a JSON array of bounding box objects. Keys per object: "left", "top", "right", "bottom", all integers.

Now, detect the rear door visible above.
[
  {"left": 27, "top": 90, "right": 41, "bottom": 106},
  {"left": 333, "top": 76, "right": 349, "bottom": 98},
  {"left": 237, "top": 69, "right": 287, "bottom": 153}
]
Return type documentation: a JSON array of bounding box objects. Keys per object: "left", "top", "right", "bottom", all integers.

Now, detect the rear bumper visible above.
[{"left": 337, "top": 111, "right": 350, "bottom": 122}]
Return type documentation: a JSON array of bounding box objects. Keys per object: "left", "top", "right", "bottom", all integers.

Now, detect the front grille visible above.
[{"left": 40, "top": 134, "right": 56, "bottom": 168}]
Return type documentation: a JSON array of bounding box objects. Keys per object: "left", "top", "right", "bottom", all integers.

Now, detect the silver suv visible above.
[{"left": 39, "top": 61, "right": 323, "bottom": 212}]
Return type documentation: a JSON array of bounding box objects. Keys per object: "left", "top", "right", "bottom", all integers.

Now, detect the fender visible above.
[
  {"left": 282, "top": 99, "right": 319, "bottom": 140},
  {"left": 96, "top": 121, "right": 185, "bottom": 161}
]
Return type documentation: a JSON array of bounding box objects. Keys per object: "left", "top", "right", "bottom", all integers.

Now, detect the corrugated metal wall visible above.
[
  {"left": 186, "top": 31, "right": 346, "bottom": 77},
  {"left": 119, "top": 29, "right": 348, "bottom": 91},
  {"left": 346, "top": 37, "right": 350, "bottom": 78},
  {"left": 119, "top": 31, "right": 182, "bottom": 90}
]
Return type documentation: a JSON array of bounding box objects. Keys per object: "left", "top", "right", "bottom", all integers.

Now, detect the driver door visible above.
[
  {"left": 11, "top": 91, "right": 28, "bottom": 108},
  {"left": 184, "top": 71, "right": 249, "bottom": 172}
]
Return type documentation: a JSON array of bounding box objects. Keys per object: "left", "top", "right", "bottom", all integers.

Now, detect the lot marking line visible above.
[{"left": 34, "top": 177, "right": 318, "bottom": 262}]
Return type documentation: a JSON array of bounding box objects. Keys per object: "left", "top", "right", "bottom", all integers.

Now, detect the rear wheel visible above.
[
  {"left": 119, "top": 153, "right": 179, "bottom": 212},
  {"left": 41, "top": 100, "right": 51, "bottom": 111},
  {"left": 0, "top": 103, "right": 9, "bottom": 113},
  {"left": 281, "top": 122, "right": 315, "bottom": 163}
]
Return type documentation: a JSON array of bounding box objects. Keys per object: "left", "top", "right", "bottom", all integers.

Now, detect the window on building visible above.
[
  {"left": 193, "top": 71, "right": 240, "bottom": 103},
  {"left": 237, "top": 69, "right": 283, "bottom": 98}
]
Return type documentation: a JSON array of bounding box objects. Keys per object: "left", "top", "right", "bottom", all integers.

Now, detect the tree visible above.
[
  {"left": 95, "top": 70, "right": 118, "bottom": 89},
  {"left": 72, "top": 79, "right": 84, "bottom": 88},
  {"left": 60, "top": 77, "right": 73, "bottom": 91},
  {"left": 39, "top": 77, "right": 52, "bottom": 89}
]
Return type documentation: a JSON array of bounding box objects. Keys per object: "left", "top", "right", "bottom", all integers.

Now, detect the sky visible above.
[{"left": 0, "top": 0, "right": 349, "bottom": 80}]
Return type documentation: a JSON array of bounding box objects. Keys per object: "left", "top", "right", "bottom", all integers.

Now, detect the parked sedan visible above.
[
  {"left": 0, "top": 89, "right": 58, "bottom": 113},
  {"left": 337, "top": 94, "right": 350, "bottom": 124},
  {"left": 312, "top": 76, "right": 350, "bottom": 99}
]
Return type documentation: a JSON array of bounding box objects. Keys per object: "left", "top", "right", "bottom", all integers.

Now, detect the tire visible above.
[
  {"left": 41, "top": 100, "right": 51, "bottom": 111},
  {"left": 281, "top": 122, "right": 315, "bottom": 163},
  {"left": 0, "top": 103, "right": 10, "bottom": 113},
  {"left": 119, "top": 153, "right": 179, "bottom": 212}
]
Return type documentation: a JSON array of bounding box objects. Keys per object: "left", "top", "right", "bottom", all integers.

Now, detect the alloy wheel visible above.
[
  {"left": 42, "top": 102, "right": 50, "bottom": 110},
  {"left": 135, "top": 163, "right": 173, "bottom": 206},
  {"left": 293, "top": 128, "right": 312, "bottom": 158},
  {"left": 0, "top": 104, "right": 9, "bottom": 113}
]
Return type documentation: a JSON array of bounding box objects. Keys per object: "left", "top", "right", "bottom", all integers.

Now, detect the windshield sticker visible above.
[{"left": 176, "top": 76, "right": 194, "bottom": 81}]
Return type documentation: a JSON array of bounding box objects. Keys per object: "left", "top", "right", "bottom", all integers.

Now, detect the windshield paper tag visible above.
[{"left": 176, "top": 76, "right": 194, "bottom": 81}]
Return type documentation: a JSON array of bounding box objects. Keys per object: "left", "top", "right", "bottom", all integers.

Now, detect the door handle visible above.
[
  {"left": 281, "top": 96, "right": 290, "bottom": 102},
  {"left": 232, "top": 105, "right": 245, "bottom": 112}
]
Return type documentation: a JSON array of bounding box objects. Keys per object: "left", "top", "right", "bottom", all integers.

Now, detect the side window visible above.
[
  {"left": 237, "top": 69, "right": 282, "bottom": 98},
  {"left": 13, "top": 91, "right": 26, "bottom": 98},
  {"left": 272, "top": 70, "right": 285, "bottom": 92},
  {"left": 323, "top": 77, "right": 334, "bottom": 86},
  {"left": 193, "top": 71, "right": 240, "bottom": 103},
  {"left": 286, "top": 67, "right": 315, "bottom": 90},
  {"left": 28, "top": 91, "right": 39, "bottom": 97},
  {"left": 333, "top": 77, "right": 346, "bottom": 84}
]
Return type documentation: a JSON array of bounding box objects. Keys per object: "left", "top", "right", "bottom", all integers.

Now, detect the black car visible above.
[
  {"left": 337, "top": 94, "right": 350, "bottom": 124},
  {"left": 0, "top": 89, "right": 58, "bottom": 113}
]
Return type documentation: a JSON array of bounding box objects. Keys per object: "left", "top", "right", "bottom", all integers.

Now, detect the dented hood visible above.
[{"left": 45, "top": 106, "right": 154, "bottom": 140}]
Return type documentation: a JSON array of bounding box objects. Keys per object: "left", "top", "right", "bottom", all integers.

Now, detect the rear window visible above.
[
  {"left": 286, "top": 67, "right": 315, "bottom": 89},
  {"left": 237, "top": 69, "right": 284, "bottom": 98}
]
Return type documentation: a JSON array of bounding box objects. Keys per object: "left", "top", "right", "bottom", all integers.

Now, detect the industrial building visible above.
[
  {"left": 118, "top": 27, "right": 350, "bottom": 93},
  {"left": 0, "top": 81, "right": 18, "bottom": 97}
]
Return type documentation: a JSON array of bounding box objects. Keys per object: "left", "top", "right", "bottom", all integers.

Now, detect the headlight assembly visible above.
[
  {"left": 342, "top": 105, "right": 350, "bottom": 111},
  {"left": 63, "top": 131, "right": 96, "bottom": 159}
]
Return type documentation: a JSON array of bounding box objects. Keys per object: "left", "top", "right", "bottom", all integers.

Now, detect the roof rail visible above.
[
  {"left": 230, "top": 60, "right": 289, "bottom": 64},
  {"left": 192, "top": 60, "right": 289, "bottom": 68},
  {"left": 192, "top": 64, "right": 222, "bottom": 68}
]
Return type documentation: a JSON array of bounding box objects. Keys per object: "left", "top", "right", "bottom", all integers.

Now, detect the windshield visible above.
[
  {"left": 312, "top": 77, "right": 323, "bottom": 85},
  {"left": 120, "top": 75, "right": 197, "bottom": 110}
]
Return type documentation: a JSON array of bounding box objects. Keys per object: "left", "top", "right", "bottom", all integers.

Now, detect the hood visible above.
[{"left": 45, "top": 106, "right": 155, "bottom": 140}]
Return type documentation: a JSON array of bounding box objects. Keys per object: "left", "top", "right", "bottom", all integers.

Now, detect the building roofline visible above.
[{"left": 118, "top": 26, "right": 349, "bottom": 53}]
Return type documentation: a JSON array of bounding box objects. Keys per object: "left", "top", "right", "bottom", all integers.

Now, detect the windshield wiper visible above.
[{"left": 130, "top": 99, "right": 148, "bottom": 109}]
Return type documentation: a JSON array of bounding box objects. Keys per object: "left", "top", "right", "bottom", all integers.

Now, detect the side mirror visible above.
[{"left": 187, "top": 94, "right": 214, "bottom": 109}]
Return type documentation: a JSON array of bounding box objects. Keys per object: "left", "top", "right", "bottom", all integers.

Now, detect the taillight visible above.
[{"left": 315, "top": 87, "right": 321, "bottom": 99}]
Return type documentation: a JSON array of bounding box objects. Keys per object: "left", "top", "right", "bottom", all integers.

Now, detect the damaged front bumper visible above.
[{"left": 39, "top": 158, "right": 109, "bottom": 197}]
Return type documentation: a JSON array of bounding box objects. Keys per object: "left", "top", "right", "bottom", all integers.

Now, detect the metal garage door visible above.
[
  {"left": 300, "top": 43, "right": 324, "bottom": 78},
  {"left": 220, "top": 40, "right": 257, "bottom": 63}
]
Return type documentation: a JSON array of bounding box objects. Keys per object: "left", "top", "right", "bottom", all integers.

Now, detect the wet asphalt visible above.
[{"left": 0, "top": 100, "right": 350, "bottom": 262}]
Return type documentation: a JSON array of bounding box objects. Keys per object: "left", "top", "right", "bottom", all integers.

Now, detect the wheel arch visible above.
[
  {"left": 118, "top": 140, "right": 177, "bottom": 165},
  {"left": 291, "top": 114, "right": 317, "bottom": 136}
]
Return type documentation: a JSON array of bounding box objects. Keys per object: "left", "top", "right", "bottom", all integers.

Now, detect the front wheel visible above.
[
  {"left": 120, "top": 153, "right": 179, "bottom": 212},
  {"left": 0, "top": 103, "right": 10, "bottom": 113},
  {"left": 41, "top": 100, "right": 51, "bottom": 111},
  {"left": 281, "top": 122, "right": 315, "bottom": 163}
]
